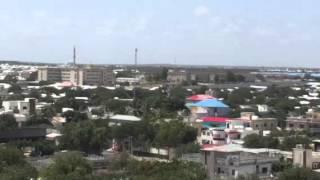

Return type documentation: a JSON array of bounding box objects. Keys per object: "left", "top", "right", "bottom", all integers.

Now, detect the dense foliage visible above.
[
  {"left": 278, "top": 167, "right": 320, "bottom": 180},
  {"left": 243, "top": 133, "right": 312, "bottom": 151},
  {"left": 0, "top": 147, "right": 38, "bottom": 180},
  {"left": 41, "top": 152, "right": 93, "bottom": 180}
]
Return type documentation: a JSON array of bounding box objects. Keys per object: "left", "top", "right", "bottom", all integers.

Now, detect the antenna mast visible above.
[{"left": 73, "top": 46, "right": 76, "bottom": 66}]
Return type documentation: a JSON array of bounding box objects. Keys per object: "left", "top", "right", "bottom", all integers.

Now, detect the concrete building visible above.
[
  {"left": 38, "top": 67, "right": 62, "bottom": 82},
  {"left": 201, "top": 144, "right": 279, "bottom": 179},
  {"left": 292, "top": 145, "right": 320, "bottom": 170},
  {"left": 38, "top": 66, "right": 114, "bottom": 86},
  {"left": 83, "top": 67, "right": 114, "bottom": 86},
  {"left": 201, "top": 128, "right": 227, "bottom": 145},
  {"left": 2, "top": 98, "right": 36, "bottom": 115},
  {"left": 240, "top": 112, "right": 277, "bottom": 131},
  {"left": 167, "top": 69, "right": 189, "bottom": 84},
  {"left": 286, "top": 111, "right": 320, "bottom": 134}
]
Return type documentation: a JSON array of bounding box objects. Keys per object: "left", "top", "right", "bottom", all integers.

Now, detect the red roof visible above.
[
  {"left": 201, "top": 117, "right": 228, "bottom": 123},
  {"left": 201, "top": 144, "right": 223, "bottom": 149},
  {"left": 60, "top": 81, "right": 75, "bottom": 87},
  {"left": 187, "top": 94, "right": 215, "bottom": 101}
]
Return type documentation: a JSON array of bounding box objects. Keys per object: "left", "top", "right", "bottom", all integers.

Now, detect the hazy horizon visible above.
[{"left": 1, "top": 0, "right": 320, "bottom": 67}]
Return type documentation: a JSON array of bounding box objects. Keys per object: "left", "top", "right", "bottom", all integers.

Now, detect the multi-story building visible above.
[
  {"left": 83, "top": 67, "right": 114, "bottom": 86},
  {"left": 286, "top": 111, "right": 320, "bottom": 133},
  {"left": 201, "top": 144, "right": 280, "bottom": 179},
  {"left": 239, "top": 112, "right": 277, "bottom": 131},
  {"left": 38, "top": 67, "right": 62, "bottom": 82},
  {"left": 167, "top": 69, "right": 189, "bottom": 84},
  {"left": 38, "top": 66, "right": 114, "bottom": 86},
  {"left": 2, "top": 98, "right": 36, "bottom": 115}
]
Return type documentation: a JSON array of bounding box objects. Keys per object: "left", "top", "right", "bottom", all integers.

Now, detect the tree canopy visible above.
[
  {"left": 41, "top": 151, "right": 93, "bottom": 180},
  {"left": 0, "top": 147, "right": 38, "bottom": 180}
]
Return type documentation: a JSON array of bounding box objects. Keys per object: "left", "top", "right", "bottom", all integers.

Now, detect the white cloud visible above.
[{"left": 193, "top": 6, "right": 210, "bottom": 17}]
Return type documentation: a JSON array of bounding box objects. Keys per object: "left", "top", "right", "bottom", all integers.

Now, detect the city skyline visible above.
[{"left": 0, "top": 0, "right": 320, "bottom": 67}]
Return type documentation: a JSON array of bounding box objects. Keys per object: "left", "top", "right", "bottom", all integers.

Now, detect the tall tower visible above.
[
  {"left": 73, "top": 46, "right": 76, "bottom": 66},
  {"left": 134, "top": 48, "right": 138, "bottom": 71},
  {"left": 133, "top": 48, "right": 138, "bottom": 101}
]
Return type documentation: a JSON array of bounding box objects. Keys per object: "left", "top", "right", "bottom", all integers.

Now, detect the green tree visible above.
[
  {"left": 41, "top": 151, "right": 93, "bottom": 180},
  {"left": 161, "top": 67, "right": 168, "bottom": 80},
  {"left": 8, "top": 84, "right": 22, "bottom": 94},
  {"left": 226, "top": 71, "right": 237, "bottom": 82},
  {"left": 278, "top": 167, "right": 320, "bottom": 180},
  {"left": 59, "top": 120, "right": 110, "bottom": 154},
  {"left": 243, "top": 134, "right": 279, "bottom": 149},
  {"left": 280, "top": 136, "right": 311, "bottom": 151},
  {"left": 0, "top": 147, "right": 38, "bottom": 180},
  {"left": 0, "top": 114, "right": 18, "bottom": 131},
  {"left": 154, "top": 120, "right": 197, "bottom": 148}
]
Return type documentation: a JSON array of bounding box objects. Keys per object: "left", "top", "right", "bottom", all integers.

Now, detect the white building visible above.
[
  {"left": 257, "top": 104, "right": 270, "bottom": 113},
  {"left": 2, "top": 98, "right": 36, "bottom": 115},
  {"left": 201, "top": 144, "right": 280, "bottom": 179},
  {"left": 201, "top": 128, "right": 227, "bottom": 145}
]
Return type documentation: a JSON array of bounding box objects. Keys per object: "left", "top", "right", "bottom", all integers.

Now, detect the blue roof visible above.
[{"left": 191, "top": 99, "right": 229, "bottom": 108}]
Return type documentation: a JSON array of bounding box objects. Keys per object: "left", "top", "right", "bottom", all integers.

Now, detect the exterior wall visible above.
[
  {"left": 46, "top": 68, "right": 62, "bottom": 81},
  {"left": 37, "top": 68, "right": 47, "bottom": 81},
  {"left": 38, "top": 67, "right": 113, "bottom": 86},
  {"left": 2, "top": 101, "right": 31, "bottom": 115},
  {"left": 201, "top": 129, "right": 226, "bottom": 145},
  {"left": 202, "top": 150, "right": 277, "bottom": 180},
  {"left": 69, "top": 69, "right": 83, "bottom": 86},
  {"left": 250, "top": 119, "right": 277, "bottom": 131},
  {"left": 38, "top": 68, "right": 61, "bottom": 82},
  {"left": 167, "top": 70, "right": 188, "bottom": 84},
  {"left": 83, "top": 68, "right": 114, "bottom": 86},
  {"left": 293, "top": 148, "right": 313, "bottom": 169},
  {"left": 286, "top": 117, "right": 320, "bottom": 133}
]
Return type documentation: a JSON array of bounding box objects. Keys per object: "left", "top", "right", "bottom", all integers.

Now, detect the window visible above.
[
  {"left": 256, "top": 165, "right": 259, "bottom": 173},
  {"left": 262, "top": 167, "right": 268, "bottom": 174},
  {"left": 299, "top": 124, "right": 305, "bottom": 129},
  {"left": 256, "top": 124, "right": 259, "bottom": 128},
  {"left": 264, "top": 123, "right": 267, "bottom": 127},
  {"left": 231, "top": 169, "right": 235, "bottom": 176},
  {"left": 217, "top": 167, "right": 221, "bottom": 174},
  {"left": 289, "top": 124, "right": 294, "bottom": 128},
  {"left": 23, "top": 106, "right": 27, "bottom": 110}
]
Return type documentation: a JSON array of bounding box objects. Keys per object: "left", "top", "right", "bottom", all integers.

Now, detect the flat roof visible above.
[{"left": 110, "top": 114, "right": 141, "bottom": 122}]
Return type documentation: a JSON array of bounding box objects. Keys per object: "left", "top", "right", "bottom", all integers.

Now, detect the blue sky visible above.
[{"left": 0, "top": 0, "right": 320, "bottom": 67}]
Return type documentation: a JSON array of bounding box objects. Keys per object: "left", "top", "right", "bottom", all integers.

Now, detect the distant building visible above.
[
  {"left": 83, "top": 67, "right": 114, "bottom": 85},
  {"left": 167, "top": 69, "right": 189, "bottom": 84},
  {"left": 201, "top": 144, "right": 279, "bottom": 179},
  {"left": 2, "top": 98, "right": 36, "bottom": 115},
  {"left": 38, "top": 67, "right": 83, "bottom": 85},
  {"left": 286, "top": 111, "right": 320, "bottom": 134},
  {"left": 239, "top": 112, "right": 277, "bottom": 131},
  {"left": 190, "top": 72, "right": 216, "bottom": 83},
  {"left": 257, "top": 104, "right": 270, "bottom": 113},
  {"left": 0, "top": 128, "right": 47, "bottom": 143},
  {"left": 38, "top": 66, "right": 114, "bottom": 86}
]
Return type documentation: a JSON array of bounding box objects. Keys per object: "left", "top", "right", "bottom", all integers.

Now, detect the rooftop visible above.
[
  {"left": 110, "top": 114, "right": 141, "bottom": 122},
  {"left": 187, "top": 94, "right": 215, "bottom": 101},
  {"left": 190, "top": 99, "right": 229, "bottom": 108}
]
